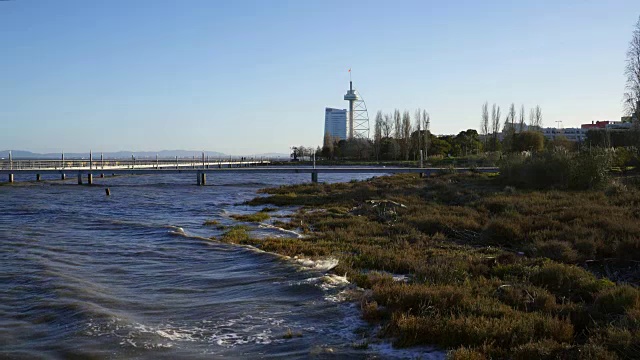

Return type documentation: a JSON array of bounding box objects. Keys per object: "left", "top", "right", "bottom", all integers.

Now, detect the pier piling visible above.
[
  {"left": 201, "top": 173, "right": 206, "bottom": 185},
  {"left": 8, "top": 174, "right": 14, "bottom": 183},
  {"left": 311, "top": 172, "right": 318, "bottom": 183},
  {"left": 77, "top": 173, "right": 83, "bottom": 185},
  {"left": 87, "top": 174, "right": 93, "bottom": 185},
  {"left": 36, "top": 174, "right": 41, "bottom": 182}
]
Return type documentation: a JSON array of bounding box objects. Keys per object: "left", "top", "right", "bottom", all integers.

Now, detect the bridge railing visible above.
[{"left": 0, "top": 159, "right": 270, "bottom": 171}]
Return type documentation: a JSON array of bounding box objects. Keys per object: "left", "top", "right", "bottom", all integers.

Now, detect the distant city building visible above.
[
  {"left": 496, "top": 118, "right": 636, "bottom": 144},
  {"left": 581, "top": 120, "right": 619, "bottom": 130},
  {"left": 543, "top": 127, "right": 587, "bottom": 142},
  {"left": 324, "top": 108, "right": 347, "bottom": 141},
  {"left": 581, "top": 120, "right": 633, "bottom": 131}
]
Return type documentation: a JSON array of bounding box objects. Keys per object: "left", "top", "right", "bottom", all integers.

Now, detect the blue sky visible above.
[{"left": 1, "top": 0, "right": 638, "bottom": 154}]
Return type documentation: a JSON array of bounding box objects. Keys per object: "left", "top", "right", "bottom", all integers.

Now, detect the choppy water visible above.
[{"left": 0, "top": 171, "right": 444, "bottom": 359}]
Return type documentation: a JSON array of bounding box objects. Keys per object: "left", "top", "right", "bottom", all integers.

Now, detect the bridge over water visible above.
[{"left": 0, "top": 158, "right": 499, "bottom": 185}]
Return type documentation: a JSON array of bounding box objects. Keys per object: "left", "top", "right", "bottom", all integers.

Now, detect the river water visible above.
[{"left": 0, "top": 172, "right": 443, "bottom": 359}]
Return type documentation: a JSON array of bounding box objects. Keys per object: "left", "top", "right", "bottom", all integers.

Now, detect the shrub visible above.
[
  {"left": 530, "top": 262, "right": 613, "bottom": 302},
  {"left": 594, "top": 285, "right": 640, "bottom": 316},
  {"left": 499, "top": 148, "right": 611, "bottom": 190},
  {"left": 533, "top": 240, "right": 579, "bottom": 263},
  {"left": 496, "top": 284, "right": 557, "bottom": 313},
  {"left": 569, "top": 149, "right": 612, "bottom": 190},
  {"left": 483, "top": 218, "right": 524, "bottom": 246}
]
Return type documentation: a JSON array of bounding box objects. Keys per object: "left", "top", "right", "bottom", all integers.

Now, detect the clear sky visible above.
[{"left": 1, "top": 0, "right": 638, "bottom": 154}]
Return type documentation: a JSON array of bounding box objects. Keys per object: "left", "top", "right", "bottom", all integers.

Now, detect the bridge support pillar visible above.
[
  {"left": 201, "top": 173, "right": 206, "bottom": 185},
  {"left": 77, "top": 173, "right": 83, "bottom": 185},
  {"left": 8, "top": 174, "right": 14, "bottom": 183},
  {"left": 87, "top": 174, "right": 93, "bottom": 185},
  {"left": 36, "top": 174, "right": 41, "bottom": 182},
  {"left": 196, "top": 172, "right": 201, "bottom": 186},
  {"left": 311, "top": 172, "right": 318, "bottom": 183}
]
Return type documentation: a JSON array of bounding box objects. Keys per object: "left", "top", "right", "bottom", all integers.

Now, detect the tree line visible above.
[
  {"left": 480, "top": 102, "right": 544, "bottom": 152},
  {"left": 315, "top": 109, "right": 484, "bottom": 161}
]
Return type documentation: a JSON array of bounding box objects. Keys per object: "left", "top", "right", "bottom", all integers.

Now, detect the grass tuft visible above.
[{"left": 230, "top": 212, "right": 270, "bottom": 222}]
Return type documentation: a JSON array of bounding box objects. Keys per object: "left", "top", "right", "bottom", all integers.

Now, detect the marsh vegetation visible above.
[{"left": 217, "top": 170, "right": 640, "bottom": 358}]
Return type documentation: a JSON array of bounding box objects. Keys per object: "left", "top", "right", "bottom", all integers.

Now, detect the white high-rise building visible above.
[{"left": 324, "top": 108, "right": 347, "bottom": 141}]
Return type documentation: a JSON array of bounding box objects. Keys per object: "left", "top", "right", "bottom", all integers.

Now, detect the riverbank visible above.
[
  {"left": 269, "top": 154, "right": 498, "bottom": 168},
  {"left": 218, "top": 172, "right": 640, "bottom": 359}
]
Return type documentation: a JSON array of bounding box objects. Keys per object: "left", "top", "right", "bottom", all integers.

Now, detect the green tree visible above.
[
  {"left": 547, "top": 136, "right": 575, "bottom": 151},
  {"left": 513, "top": 131, "right": 544, "bottom": 152}
]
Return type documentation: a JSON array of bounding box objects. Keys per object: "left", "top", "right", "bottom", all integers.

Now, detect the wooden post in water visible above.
[
  {"left": 77, "top": 173, "right": 83, "bottom": 185},
  {"left": 61, "top": 173, "right": 66, "bottom": 180},
  {"left": 201, "top": 173, "right": 206, "bottom": 185},
  {"left": 196, "top": 171, "right": 201, "bottom": 186},
  {"left": 87, "top": 173, "right": 93, "bottom": 185},
  {"left": 311, "top": 172, "right": 318, "bottom": 183},
  {"left": 36, "top": 174, "right": 41, "bottom": 182},
  {"left": 8, "top": 174, "right": 14, "bottom": 183}
]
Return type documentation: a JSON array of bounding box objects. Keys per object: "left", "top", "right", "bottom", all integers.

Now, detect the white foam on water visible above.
[
  {"left": 167, "top": 226, "right": 186, "bottom": 236},
  {"left": 258, "top": 223, "right": 305, "bottom": 238},
  {"left": 85, "top": 315, "right": 292, "bottom": 350},
  {"left": 293, "top": 256, "right": 339, "bottom": 271}
]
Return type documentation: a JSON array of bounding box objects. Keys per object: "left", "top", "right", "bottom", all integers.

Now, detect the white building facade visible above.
[
  {"left": 543, "top": 127, "right": 587, "bottom": 142},
  {"left": 324, "top": 108, "right": 347, "bottom": 140}
]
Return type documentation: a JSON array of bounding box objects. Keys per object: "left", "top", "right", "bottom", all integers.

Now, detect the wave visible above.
[
  {"left": 167, "top": 226, "right": 187, "bottom": 237},
  {"left": 257, "top": 223, "right": 305, "bottom": 238},
  {"left": 292, "top": 256, "right": 339, "bottom": 271},
  {"left": 85, "top": 315, "right": 283, "bottom": 350}
]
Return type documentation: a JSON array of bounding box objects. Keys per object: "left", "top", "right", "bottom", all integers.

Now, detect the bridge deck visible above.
[{"left": 0, "top": 166, "right": 498, "bottom": 175}]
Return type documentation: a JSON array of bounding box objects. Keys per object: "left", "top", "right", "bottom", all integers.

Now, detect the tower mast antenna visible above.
[{"left": 343, "top": 68, "right": 370, "bottom": 139}]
